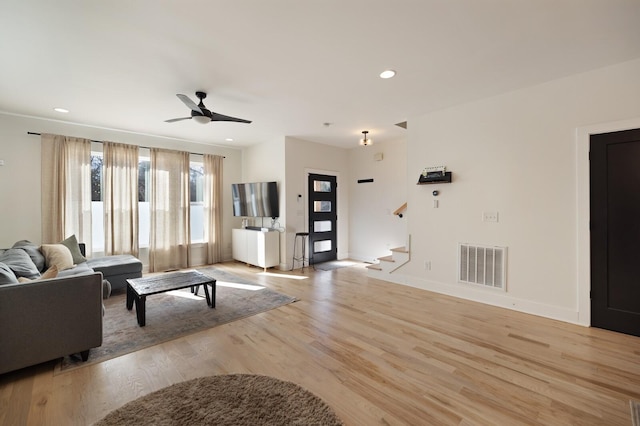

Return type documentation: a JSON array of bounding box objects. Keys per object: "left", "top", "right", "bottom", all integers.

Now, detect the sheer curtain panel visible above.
[
  {"left": 103, "top": 141, "right": 139, "bottom": 256},
  {"left": 204, "top": 154, "right": 223, "bottom": 264},
  {"left": 149, "top": 148, "right": 191, "bottom": 272},
  {"left": 41, "top": 134, "right": 92, "bottom": 251}
]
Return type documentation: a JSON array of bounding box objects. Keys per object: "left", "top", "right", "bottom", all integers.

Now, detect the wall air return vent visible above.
[{"left": 458, "top": 243, "right": 507, "bottom": 291}]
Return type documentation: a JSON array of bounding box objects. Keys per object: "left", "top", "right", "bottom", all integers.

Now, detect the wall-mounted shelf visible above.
[
  {"left": 393, "top": 202, "right": 407, "bottom": 218},
  {"left": 417, "top": 172, "right": 452, "bottom": 184}
]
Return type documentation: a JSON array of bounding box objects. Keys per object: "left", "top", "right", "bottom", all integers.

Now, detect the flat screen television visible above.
[{"left": 231, "top": 181, "right": 279, "bottom": 218}]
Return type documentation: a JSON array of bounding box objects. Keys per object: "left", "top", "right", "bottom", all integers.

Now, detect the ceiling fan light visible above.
[
  {"left": 193, "top": 115, "right": 210, "bottom": 124},
  {"left": 380, "top": 69, "right": 396, "bottom": 79}
]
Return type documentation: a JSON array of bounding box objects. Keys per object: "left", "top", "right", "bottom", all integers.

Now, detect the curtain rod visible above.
[{"left": 27, "top": 132, "right": 225, "bottom": 158}]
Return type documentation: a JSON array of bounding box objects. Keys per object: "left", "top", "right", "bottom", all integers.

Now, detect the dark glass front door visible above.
[{"left": 308, "top": 173, "right": 337, "bottom": 264}]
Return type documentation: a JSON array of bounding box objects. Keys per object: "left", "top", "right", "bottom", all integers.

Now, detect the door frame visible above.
[
  {"left": 576, "top": 117, "right": 640, "bottom": 326},
  {"left": 304, "top": 168, "right": 342, "bottom": 260}
]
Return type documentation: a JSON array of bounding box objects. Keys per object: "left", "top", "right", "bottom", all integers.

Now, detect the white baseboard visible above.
[{"left": 376, "top": 273, "right": 583, "bottom": 326}]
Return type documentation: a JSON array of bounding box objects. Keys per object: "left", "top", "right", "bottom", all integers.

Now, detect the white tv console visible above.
[{"left": 232, "top": 228, "right": 280, "bottom": 271}]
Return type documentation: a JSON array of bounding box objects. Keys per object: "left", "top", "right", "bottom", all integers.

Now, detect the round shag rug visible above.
[{"left": 94, "top": 374, "right": 343, "bottom": 426}]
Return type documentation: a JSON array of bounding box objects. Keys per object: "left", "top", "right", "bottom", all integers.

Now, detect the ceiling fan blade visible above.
[
  {"left": 176, "top": 94, "right": 202, "bottom": 114},
  {"left": 210, "top": 112, "right": 252, "bottom": 124},
  {"left": 165, "top": 117, "right": 192, "bottom": 123}
]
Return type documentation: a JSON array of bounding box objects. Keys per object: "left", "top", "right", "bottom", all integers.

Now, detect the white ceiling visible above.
[{"left": 1, "top": 1, "right": 639, "bottom": 149}]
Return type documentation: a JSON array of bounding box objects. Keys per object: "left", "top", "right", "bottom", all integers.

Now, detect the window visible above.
[
  {"left": 89, "top": 147, "right": 207, "bottom": 250},
  {"left": 189, "top": 156, "right": 205, "bottom": 243},
  {"left": 138, "top": 149, "right": 151, "bottom": 248},
  {"left": 90, "top": 147, "right": 105, "bottom": 251},
  {"left": 313, "top": 201, "right": 332, "bottom": 212},
  {"left": 313, "top": 180, "right": 332, "bottom": 192},
  {"left": 91, "top": 154, "right": 103, "bottom": 201}
]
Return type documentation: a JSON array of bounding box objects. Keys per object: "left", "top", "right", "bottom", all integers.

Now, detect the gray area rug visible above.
[
  {"left": 632, "top": 400, "right": 640, "bottom": 426},
  {"left": 314, "top": 260, "right": 359, "bottom": 271},
  {"left": 94, "top": 374, "right": 343, "bottom": 426},
  {"left": 56, "top": 268, "right": 296, "bottom": 373}
]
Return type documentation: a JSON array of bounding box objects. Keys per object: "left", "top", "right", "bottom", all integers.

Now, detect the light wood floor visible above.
[{"left": 1, "top": 262, "right": 639, "bottom": 425}]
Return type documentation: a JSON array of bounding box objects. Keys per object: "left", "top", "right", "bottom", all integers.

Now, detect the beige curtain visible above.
[
  {"left": 149, "top": 148, "right": 190, "bottom": 272},
  {"left": 103, "top": 141, "right": 139, "bottom": 256},
  {"left": 41, "top": 134, "right": 92, "bottom": 251},
  {"left": 203, "top": 154, "right": 223, "bottom": 264}
]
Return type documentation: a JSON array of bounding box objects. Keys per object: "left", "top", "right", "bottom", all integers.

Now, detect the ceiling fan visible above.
[{"left": 165, "top": 91, "right": 252, "bottom": 124}]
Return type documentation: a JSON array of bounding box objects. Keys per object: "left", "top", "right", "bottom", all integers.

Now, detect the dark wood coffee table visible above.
[{"left": 126, "top": 270, "right": 216, "bottom": 326}]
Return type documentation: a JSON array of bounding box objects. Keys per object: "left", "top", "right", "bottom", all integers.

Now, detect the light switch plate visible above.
[{"left": 483, "top": 211, "right": 499, "bottom": 222}]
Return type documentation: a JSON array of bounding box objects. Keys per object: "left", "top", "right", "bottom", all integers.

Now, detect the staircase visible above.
[{"left": 366, "top": 235, "right": 411, "bottom": 278}]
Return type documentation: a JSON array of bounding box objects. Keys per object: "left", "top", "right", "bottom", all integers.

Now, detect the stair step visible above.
[
  {"left": 378, "top": 255, "right": 395, "bottom": 263},
  {"left": 390, "top": 246, "right": 408, "bottom": 253},
  {"left": 366, "top": 264, "right": 382, "bottom": 271}
]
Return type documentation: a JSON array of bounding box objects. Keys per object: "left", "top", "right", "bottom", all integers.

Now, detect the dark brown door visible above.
[
  {"left": 308, "top": 173, "right": 337, "bottom": 264},
  {"left": 590, "top": 128, "right": 640, "bottom": 337}
]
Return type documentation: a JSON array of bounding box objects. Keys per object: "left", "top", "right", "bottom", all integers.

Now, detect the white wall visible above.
[
  {"left": 241, "top": 138, "right": 286, "bottom": 229},
  {"left": 348, "top": 139, "right": 407, "bottom": 262},
  {"left": 241, "top": 139, "right": 287, "bottom": 266},
  {"left": 0, "top": 113, "right": 243, "bottom": 264},
  {"left": 396, "top": 58, "right": 640, "bottom": 324},
  {"left": 284, "top": 137, "right": 350, "bottom": 270}
]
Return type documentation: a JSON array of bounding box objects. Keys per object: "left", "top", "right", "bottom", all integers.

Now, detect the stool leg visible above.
[
  {"left": 291, "top": 235, "right": 298, "bottom": 271},
  {"left": 309, "top": 237, "right": 315, "bottom": 270},
  {"left": 301, "top": 235, "right": 306, "bottom": 272}
]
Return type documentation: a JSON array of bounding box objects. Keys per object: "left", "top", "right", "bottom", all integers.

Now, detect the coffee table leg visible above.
[
  {"left": 211, "top": 280, "right": 216, "bottom": 308},
  {"left": 202, "top": 280, "right": 216, "bottom": 308},
  {"left": 126, "top": 284, "right": 134, "bottom": 310},
  {"left": 203, "top": 283, "right": 211, "bottom": 307},
  {"left": 136, "top": 295, "right": 146, "bottom": 326}
]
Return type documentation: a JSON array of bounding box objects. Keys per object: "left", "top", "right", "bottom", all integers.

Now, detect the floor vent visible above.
[{"left": 458, "top": 243, "right": 507, "bottom": 290}]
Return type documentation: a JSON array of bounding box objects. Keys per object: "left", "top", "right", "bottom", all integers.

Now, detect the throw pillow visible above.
[
  {"left": 40, "top": 244, "right": 74, "bottom": 271},
  {"left": 60, "top": 234, "right": 87, "bottom": 264},
  {"left": 41, "top": 264, "right": 59, "bottom": 279},
  {"left": 12, "top": 240, "right": 46, "bottom": 272},
  {"left": 0, "top": 262, "right": 18, "bottom": 285},
  {"left": 0, "top": 248, "right": 41, "bottom": 279}
]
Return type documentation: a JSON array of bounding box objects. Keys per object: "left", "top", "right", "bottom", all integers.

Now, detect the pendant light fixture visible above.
[{"left": 360, "top": 130, "right": 372, "bottom": 146}]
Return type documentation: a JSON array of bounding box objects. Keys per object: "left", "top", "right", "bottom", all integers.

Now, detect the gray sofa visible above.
[
  {"left": 0, "top": 239, "right": 142, "bottom": 375},
  {"left": 0, "top": 272, "right": 103, "bottom": 375}
]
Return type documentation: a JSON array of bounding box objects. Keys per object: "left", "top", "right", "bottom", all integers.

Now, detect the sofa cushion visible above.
[
  {"left": 56, "top": 261, "right": 94, "bottom": 278},
  {"left": 12, "top": 240, "right": 46, "bottom": 272},
  {"left": 0, "top": 262, "right": 18, "bottom": 285},
  {"left": 60, "top": 234, "right": 87, "bottom": 264},
  {"left": 40, "top": 244, "right": 74, "bottom": 271},
  {"left": 86, "top": 255, "right": 142, "bottom": 276},
  {"left": 0, "top": 248, "right": 41, "bottom": 279}
]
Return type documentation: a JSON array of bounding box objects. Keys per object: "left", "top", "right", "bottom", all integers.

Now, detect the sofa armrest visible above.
[{"left": 0, "top": 272, "right": 103, "bottom": 374}]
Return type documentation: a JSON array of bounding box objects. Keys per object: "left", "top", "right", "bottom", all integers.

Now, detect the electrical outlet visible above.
[
  {"left": 424, "top": 260, "right": 431, "bottom": 271},
  {"left": 482, "top": 211, "right": 499, "bottom": 222}
]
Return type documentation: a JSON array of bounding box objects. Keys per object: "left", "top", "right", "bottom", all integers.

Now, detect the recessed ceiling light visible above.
[
  {"left": 380, "top": 69, "right": 396, "bottom": 79},
  {"left": 225, "top": 138, "right": 234, "bottom": 142},
  {"left": 53, "top": 107, "right": 69, "bottom": 113}
]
